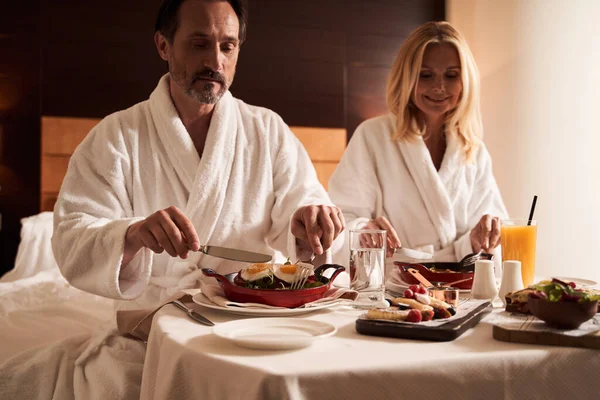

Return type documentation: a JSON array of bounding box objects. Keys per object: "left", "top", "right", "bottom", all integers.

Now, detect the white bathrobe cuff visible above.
[
  {"left": 346, "top": 217, "right": 371, "bottom": 231},
  {"left": 114, "top": 217, "right": 153, "bottom": 300}
]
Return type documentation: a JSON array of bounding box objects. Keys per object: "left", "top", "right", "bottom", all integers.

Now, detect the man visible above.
[
  {"left": 1, "top": 1, "right": 344, "bottom": 398},
  {"left": 52, "top": 0, "right": 345, "bottom": 310}
]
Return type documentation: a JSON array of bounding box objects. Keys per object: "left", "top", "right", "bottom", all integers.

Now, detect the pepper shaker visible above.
[
  {"left": 498, "top": 260, "right": 524, "bottom": 306},
  {"left": 471, "top": 260, "right": 498, "bottom": 301}
]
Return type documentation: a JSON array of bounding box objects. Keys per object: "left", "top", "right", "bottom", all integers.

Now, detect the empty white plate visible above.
[
  {"left": 552, "top": 276, "right": 598, "bottom": 288},
  {"left": 212, "top": 318, "right": 337, "bottom": 350}
]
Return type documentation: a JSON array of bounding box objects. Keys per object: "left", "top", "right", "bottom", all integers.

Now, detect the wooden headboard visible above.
[{"left": 41, "top": 116, "right": 346, "bottom": 212}]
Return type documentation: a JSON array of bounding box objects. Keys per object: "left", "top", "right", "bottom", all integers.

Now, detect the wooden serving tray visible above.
[
  {"left": 355, "top": 301, "right": 492, "bottom": 341},
  {"left": 493, "top": 316, "right": 600, "bottom": 350}
]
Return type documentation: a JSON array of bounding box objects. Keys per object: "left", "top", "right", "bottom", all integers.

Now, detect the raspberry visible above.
[
  {"left": 403, "top": 289, "right": 414, "bottom": 299},
  {"left": 421, "top": 310, "right": 434, "bottom": 321},
  {"left": 406, "top": 309, "right": 422, "bottom": 323}
]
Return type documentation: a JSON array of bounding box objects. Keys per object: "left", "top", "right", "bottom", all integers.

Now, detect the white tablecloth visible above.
[{"left": 140, "top": 302, "right": 600, "bottom": 400}]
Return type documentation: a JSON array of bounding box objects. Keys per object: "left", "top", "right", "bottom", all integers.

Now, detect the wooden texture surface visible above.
[{"left": 493, "top": 321, "right": 600, "bottom": 350}]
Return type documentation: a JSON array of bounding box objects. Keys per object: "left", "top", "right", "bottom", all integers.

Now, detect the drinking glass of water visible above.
[{"left": 349, "top": 229, "right": 387, "bottom": 308}]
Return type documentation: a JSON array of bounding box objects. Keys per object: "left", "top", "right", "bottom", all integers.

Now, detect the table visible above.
[{"left": 140, "top": 302, "right": 600, "bottom": 400}]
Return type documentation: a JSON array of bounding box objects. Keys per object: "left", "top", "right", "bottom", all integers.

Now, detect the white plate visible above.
[
  {"left": 552, "top": 276, "right": 598, "bottom": 288},
  {"left": 192, "top": 293, "right": 343, "bottom": 317},
  {"left": 212, "top": 318, "right": 337, "bottom": 350}
]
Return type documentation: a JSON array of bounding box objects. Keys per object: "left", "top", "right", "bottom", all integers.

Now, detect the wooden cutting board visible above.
[
  {"left": 356, "top": 300, "right": 492, "bottom": 341},
  {"left": 492, "top": 315, "right": 600, "bottom": 350}
]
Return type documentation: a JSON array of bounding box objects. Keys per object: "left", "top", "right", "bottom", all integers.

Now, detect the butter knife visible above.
[
  {"left": 196, "top": 245, "right": 272, "bottom": 263},
  {"left": 172, "top": 300, "right": 214, "bottom": 326}
]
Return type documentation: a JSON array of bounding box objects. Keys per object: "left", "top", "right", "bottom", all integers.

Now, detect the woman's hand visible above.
[
  {"left": 470, "top": 214, "right": 501, "bottom": 252},
  {"left": 363, "top": 216, "right": 402, "bottom": 257}
]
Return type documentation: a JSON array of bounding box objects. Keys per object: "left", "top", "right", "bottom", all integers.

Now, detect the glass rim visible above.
[
  {"left": 501, "top": 219, "right": 537, "bottom": 225},
  {"left": 349, "top": 228, "right": 387, "bottom": 234}
]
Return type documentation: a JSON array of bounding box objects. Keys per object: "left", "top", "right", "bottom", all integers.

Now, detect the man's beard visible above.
[{"left": 171, "top": 66, "right": 230, "bottom": 104}]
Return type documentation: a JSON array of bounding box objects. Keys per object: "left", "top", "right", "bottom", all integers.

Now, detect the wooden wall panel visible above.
[
  {"left": 41, "top": 156, "right": 69, "bottom": 194},
  {"left": 0, "top": 5, "right": 41, "bottom": 272},
  {"left": 40, "top": 0, "right": 445, "bottom": 132},
  {"left": 41, "top": 117, "right": 98, "bottom": 155}
]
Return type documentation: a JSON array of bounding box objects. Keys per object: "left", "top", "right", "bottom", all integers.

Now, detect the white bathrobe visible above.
[
  {"left": 329, "top": 114, "right": 507, "bottom": 271},
  {"left": 0, "top": 74, "right": 338, "bottom": 400},
  {"left": 52, "top": 74, "right": 337, "bottom": 311}
]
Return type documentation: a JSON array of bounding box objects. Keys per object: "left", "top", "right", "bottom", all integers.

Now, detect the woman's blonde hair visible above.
[{"left": 386, "top": 21, "right": 482, "bottom": 161}]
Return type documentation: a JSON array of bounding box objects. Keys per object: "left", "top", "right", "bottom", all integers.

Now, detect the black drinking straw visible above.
[{"left": 527, "top": 195, "right": 538, "bottom": 226}]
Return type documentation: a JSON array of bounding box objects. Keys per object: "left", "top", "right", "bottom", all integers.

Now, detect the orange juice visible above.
[{"left": 500, "top": 220, "right": 537, "bottom": 287}]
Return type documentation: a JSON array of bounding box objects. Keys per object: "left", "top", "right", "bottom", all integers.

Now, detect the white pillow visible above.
[{"left": 0, "top": 212, "right": 59, "bottom": 283}]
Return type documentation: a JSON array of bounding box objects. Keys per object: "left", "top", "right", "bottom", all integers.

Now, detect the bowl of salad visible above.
[{"left": 527, "top": 278, "right": 599, "bottom": 329}]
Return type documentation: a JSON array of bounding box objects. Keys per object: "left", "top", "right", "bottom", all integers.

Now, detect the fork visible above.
[
  {"left": 459, "top": 250, "right": 494, "bottom": 269},
  {"left": 290, "top": 264, "right": 314, "bottom": 290},
  {"left": 295, "top": 252, "right": 316, "bottom": 265}
]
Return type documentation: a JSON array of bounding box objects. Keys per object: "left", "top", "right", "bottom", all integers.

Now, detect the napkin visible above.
[
  {"left": 116, "top": 290, "right": 199, "bottom": 342},
  {"left": 199, "top": 282, "right": 358, "bottom": 309}
]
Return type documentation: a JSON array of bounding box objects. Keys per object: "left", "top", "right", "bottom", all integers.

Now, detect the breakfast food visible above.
[
  {"left": 505, "top": 288, "right": 537, "bottom": 313},
  {"left": 505, "top": 278, "right": 600, "bottom": 313},
  {"left": 233, "top": 261, "right": 324, "bottom": 290},
  {"left": 365, "top": 284, "right": 455, "bottom": 323}
]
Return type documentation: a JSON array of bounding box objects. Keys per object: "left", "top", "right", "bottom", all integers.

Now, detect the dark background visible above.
[{"left": 0, "top": 0, "right": 445, "bottom": 274}]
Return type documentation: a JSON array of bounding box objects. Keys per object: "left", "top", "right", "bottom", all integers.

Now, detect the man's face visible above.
[{"left": 158, "top": 0, "right": 240, "bottom": 104}]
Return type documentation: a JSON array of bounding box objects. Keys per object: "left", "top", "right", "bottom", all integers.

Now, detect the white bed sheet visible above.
[{"left": 0, "top": 213, "right": 135, "bottom": 400}]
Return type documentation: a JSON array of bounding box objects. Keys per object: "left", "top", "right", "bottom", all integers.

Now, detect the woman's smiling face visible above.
[{"left": 412, "top": 43, "right": 463, "bottom": 121}]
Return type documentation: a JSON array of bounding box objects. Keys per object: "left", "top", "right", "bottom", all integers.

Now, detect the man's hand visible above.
[
  {"left": 470, "top": 214, "right": 501, "bottom": 252},
  {"left": 363, "top": 216, "right": 402, "bottom": 258},
  {"left": 124, "top": 206, "right": 200, "bottom": 264},
  {"left": 291, "top": 205, "right": 345, "bottom": 255}
]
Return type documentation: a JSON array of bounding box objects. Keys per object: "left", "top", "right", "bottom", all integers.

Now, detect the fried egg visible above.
[
  {"left": 274, "top": 262, "right": 313, "bottom": 284},
  {"left": 241, "top": 263, "right": 273, "bottom": 282}
]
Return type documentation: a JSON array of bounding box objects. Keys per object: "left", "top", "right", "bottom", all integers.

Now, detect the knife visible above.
[
  {"left": 195, "top": 245, "right": 272, "bottom": 263},
  {"left": 172, "top": 300, "right": 214, "bottom": 326}
]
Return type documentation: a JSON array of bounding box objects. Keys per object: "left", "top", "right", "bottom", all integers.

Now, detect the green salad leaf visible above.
[{"left": 532, "top": 279, "right": 600, "bottom": 303}]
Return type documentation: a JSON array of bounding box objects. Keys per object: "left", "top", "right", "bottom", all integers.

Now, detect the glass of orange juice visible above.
[{"left": 500, "top": 219, "right": 537, "bottom": 287}]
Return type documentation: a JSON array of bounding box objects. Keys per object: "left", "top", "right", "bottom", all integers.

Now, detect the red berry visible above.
[
  {"left": 421, "top": 310, "right": 434, "bottom": 321},
  {"left": 403, "top": 289, "right": 414, "bottom": 299},
  {"left": 569, "top": 282, "right": 576, "bottom": 289},
  {"left": 417, "top": 286, "right": 428, "bottom": 294},
  {"left": 406, "top": 309, "right": 422, "bottom": 323},
  {"left": 409, "top": 285, "right": 420, "bottom": 293}
]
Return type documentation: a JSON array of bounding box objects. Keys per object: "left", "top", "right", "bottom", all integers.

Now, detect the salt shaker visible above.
[
  {"left": 498, "top": 260, "right": 524, "bottom": 306},
  {"left": 471, "top": 260, "right": 498, "bottom": 301}
]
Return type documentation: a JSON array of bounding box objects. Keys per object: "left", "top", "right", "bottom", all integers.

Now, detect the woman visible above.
[{"left": 329, "top": 21, "right": 507, "bottom": 271}]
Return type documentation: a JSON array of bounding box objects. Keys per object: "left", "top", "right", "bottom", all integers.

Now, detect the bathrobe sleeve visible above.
[
  {"left": 51, "top": 114, "right": 152, "bottom": 301},
  {"left": 327, "top": 123, "right": 382, "bottom": 231},
  {"left": 453, "top": 144, "right": 508, "bottom": 262},
  {"left": 265, "top": 113, "right": 343, "bottom": 263}
]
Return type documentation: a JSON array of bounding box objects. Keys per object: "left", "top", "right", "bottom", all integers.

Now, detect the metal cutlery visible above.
[
  {"left": 458, "top": 251, "right": 494, "bottom": 270},
  {"left": 192, "top": 244, "right": 272, "bottom": 263},
  {"left": 172, "top": 300, "right": 215, "bottom": 326},
  {"left": 290, "top": 264, "right": 314, "bottom": 290}
]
